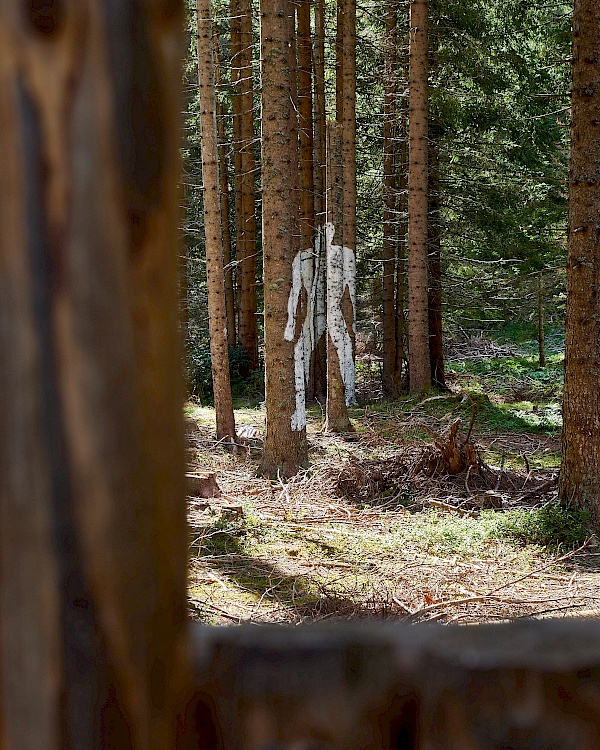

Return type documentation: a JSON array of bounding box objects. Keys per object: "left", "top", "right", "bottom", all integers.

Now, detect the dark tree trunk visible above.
[
  {"left": 341, "top": 0, "right": 357, "bottom": 407},
  {"left": 428, "top": 132, "right": 445, "bottom": 389},
  {"left": 0, "top": 2, "right": 190, "bottom": 746},
  {"left": 298, "top": 0, "right": 315, "bottom": 261},
  {"left": 325, "top": 121, "right": 353, "bottom": 432},
  {"left": 559, "top": 0, "right": 600, "bottom": 525},
  {"left": 395, "top": 16, "right": 409, "bottom": 384},
  {"left": 298, "top": 0, "right": 318, "bottom": 402},
  {"left": 231, "top": 0, "right": 259, "bottom": 369},
  {"left": 311, "top": 0, "right": 328, "bottom": 401},
  {"left": 382, "top": 0, "right": 401, "bottom": 396}
]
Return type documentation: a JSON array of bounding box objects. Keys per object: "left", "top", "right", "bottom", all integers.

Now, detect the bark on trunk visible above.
[
  {"left": 214, "top": 27, "right": 237, "bottom": 348},
  {"left": 395, "top": 14, "right": 409, "bottom": 383},
  {"left": 0, "top": 3, "right": 190, "bottom": 746},
  {"left": 336, "top": 0, "right": 344, "bottom": 123},
  {"left": 298, "top": 0, "right": 315, "bottom": 260},
  {"left": 311, "top": 0, "right": 328, "bottom": 400},
  {"left": 341, "top": 0, "right": 357, "bottom": 407},
  {"left": 559, "top": 0, "right": 600, "bottom": 525},
  {"left": 382, "top": 0, "right": 401, "bottom": 396},
  {"left": 298, "top": 0, "right": 318, "bottom": 402},
  {"left": 231, "top": 0, "right": 259, "bottom": 369},
  {"left": 428, "top": 132, "right": 445, "bottom": 389},
  {"left": 407, "top": 0, "right": 431, "bottom": 391},
  {"left": 197, "top": 0, "right": 236, "bottom": 443},
  {"left": 289, "top": 4, "right": 313, "bottom": 414},
  {"left": 325, "top": 122, "right": 353, "bottom": 432},
  {"left": 259, "top": 0, "right": 308, "bottom": 476}
]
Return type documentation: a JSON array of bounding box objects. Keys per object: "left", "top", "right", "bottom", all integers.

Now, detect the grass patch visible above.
[
  {"left": 190, "top": 510, "right": 264, "bottom": 557},
  {"left": 489, "top": 502, "right": 590, "bottom": 550},
  {"left": 381, "top": 502, "right": 590, "bottom": 559}
]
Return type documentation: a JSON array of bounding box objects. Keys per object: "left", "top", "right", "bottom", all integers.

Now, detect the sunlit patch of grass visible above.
[{"left": 490, "top": 502, "right": 590, "bottom": 550}]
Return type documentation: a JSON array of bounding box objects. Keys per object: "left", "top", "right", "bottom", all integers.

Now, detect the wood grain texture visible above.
[
  {"left": 0, "top": 2, "right": 190, "bottom": 747},
  {"left": 191, "top": 620, "right": 600, "bottom": 750}
]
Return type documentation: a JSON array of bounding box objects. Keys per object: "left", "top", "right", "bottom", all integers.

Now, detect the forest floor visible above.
[{"left": 186, "top": 331, "right": 600, "bottom": 626}]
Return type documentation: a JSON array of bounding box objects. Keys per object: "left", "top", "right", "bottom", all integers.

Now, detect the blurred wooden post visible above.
[
  {"left": 190, "top": 620, "right": 600, "bottom": 750},
  {"left": 0, "top": 2, "right": 191, "bottom": 748}
]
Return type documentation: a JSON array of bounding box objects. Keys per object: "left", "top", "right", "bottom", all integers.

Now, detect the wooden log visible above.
[
  {"left": 0, "top": 2, "right": 190, "bottom": 748},
  {"left": 188, "top": 620, "right": 600, "bottom": 749}
]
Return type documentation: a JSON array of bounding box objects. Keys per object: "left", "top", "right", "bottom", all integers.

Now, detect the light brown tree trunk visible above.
[
  {"left": 198, "top": 0, "right": 236, "bottom": 443},
  {"left": 428, "top": 130, "right": 445, "bottom": 389},
  {"left": 559, "top": 0, "right": 600, "bottom": 524},
  {"left": 407, "top": 0, "right": 431, "bottom": 391},
  {"left": 214, "top": 26, "right": 237, "bottom": 348},
  {"left": 382, "top": 0, "right": 401, "bottom": 396},
  {"left": 312, "top": 0, "right": 328, "bottom": 401},
  {"left": 259, "top": 0, "right": 308, "bottom": 476},
  {"left": 325, "top": 121, "right": 353, "bottom": 432},
  {"left": 341, "top": 0, "right": 357, "bottom": 407},
  {"left": 0, "top": 3, "right": 190, "bottom": 747},
  {"left": 231, "top": 0, "right": 259, "bottom": 369}
]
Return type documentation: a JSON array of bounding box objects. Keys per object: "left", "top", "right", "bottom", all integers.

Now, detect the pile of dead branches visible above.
[
  {"left": 327, "top": 413, "right": 559, "bottom": 513},
  {"left": 446, "top": 334, "right": 517, "bottom": 361}
]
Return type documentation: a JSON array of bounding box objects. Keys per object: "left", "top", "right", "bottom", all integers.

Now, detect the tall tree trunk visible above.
[
  {"left": 325, "top": 122, "right": 353, "bottom": 432},
  {"left": 559, "top": 0, "right": 600, "bottom": 524},
  {"left": 312, "top": 0, "right": 328, "bottom": 400},
  {"left": 341, "top": 0, "right": 357, "bottom": 406},
  {"left": 298, "top": 0, "right": 318, "bottom": 401},
  {"left": 407, "top": 0, "right": 431, "bottom": 391},
  {"left": 259, "top": 0, "right": 308, "bottom": 476},
  {"left": 395, "top": 18, "right": 409, "bottom": 384},
  {"left": 382, "top": 0, "right": 401, "bottom": 396},
  {"left": 336, "top": 0, "right": 345, "bottom": 123},
  {"left": 0, "top": 2, "right": 190, "bottom": 747},
  {"left": 231, "top": 0, "right": 259, "bottom": 369},
  {"left": 214, "top": 26, "right": 237, "bottom": 348},
  {"left": 198, "top": 0, "right": 236, "bottom": 443},
  {"left": 428, "top": 131, "right": 445, "bottom": 389},
  {"left": 298, "top": 0, "right": 315, "bottom": 259}
]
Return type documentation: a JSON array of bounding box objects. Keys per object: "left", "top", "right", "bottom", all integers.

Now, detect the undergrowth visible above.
[{"left": 186, "top": 327, "right": 600, "bottom": 625}]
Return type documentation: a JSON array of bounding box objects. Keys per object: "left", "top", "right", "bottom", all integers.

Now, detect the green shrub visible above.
[
  {"left": 186, "top": 343, "right": 264, "bottom": 404},
  {"left": 488, "top": 501, "right": 590, "bottom": 550}
]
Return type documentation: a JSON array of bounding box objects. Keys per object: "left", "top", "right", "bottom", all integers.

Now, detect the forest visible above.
[
  {"left": 181, "top": 0, "right": 600, "bottom": 625},
  {"left": 3, "top": 0, "right": 600, "bottom": 744}
]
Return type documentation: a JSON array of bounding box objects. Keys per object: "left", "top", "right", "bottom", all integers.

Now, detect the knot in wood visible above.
[{"left": 27, "top": 0, "right": 64, "bottom": 35}]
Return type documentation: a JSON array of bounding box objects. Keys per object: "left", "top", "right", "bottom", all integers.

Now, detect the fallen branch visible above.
[
  {"left": 516, "top": 477, "right": 558, "bottom": 504},
  {"left": 427, "top": 499, "right": 479, "bottom": 518}
]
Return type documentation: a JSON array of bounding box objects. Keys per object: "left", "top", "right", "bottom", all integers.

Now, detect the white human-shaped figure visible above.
[{"left": 284, "top": 248, "right": 315, "bottom": 431}]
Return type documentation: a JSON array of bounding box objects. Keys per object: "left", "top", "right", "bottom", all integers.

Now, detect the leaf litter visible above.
[{"left": 186, "top": 402, "right": 600, "bottom": 627}]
